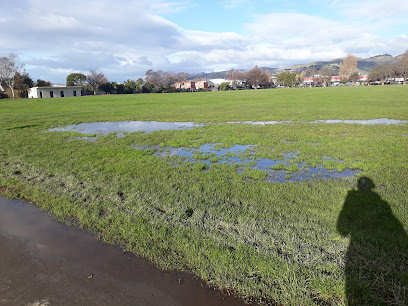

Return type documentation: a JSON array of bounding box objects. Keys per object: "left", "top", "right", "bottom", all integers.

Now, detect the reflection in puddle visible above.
[
  {"left": 50, "top": 118, "right": 406, "bottom": 141},
  {"left": 228, "top": 118, "right": 407, "bottom": 125},
  {"left": 49, "top": 121, "right": 205, "bottom": 135},
  {"left": 135, "top": 144, "right": 360, "bottom": 182},
  {"left": 0, "top": 197, "right": 244, "bottom": 305}
]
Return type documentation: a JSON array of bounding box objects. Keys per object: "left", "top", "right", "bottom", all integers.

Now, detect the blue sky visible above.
[{"left": 1, "top": 0, "right": 407, "bottom": 83}]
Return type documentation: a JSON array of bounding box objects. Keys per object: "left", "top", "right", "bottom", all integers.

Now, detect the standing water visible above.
[{"left": 0, "top": 196, "right": 245, "bottom": 305}]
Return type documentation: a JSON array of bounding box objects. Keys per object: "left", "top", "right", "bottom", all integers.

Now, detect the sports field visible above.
[{"left": 1, "top": 86, "right": 407, "bottom": 304}]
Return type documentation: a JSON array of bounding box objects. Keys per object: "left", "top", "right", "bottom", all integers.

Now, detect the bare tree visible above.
[
  {"left": 368, "top": 63, "right": 394, "bottom": 85},
  {"left": 304, "top": 68, "right": 317, "bottom": 87},
  {"left": 145, "top": 70, "right": 191, "bottom": 90},
  {"left": 235, "top": 71, "right": 248, "bottom": 89},
  {"left": 145, "top": 70, "right": 173, "bottom": 88},
  {"left": 87, "top": 69, "right": 108, "bottom": 95},
  {"left": 397, "top": 49, "right": 408, "bottom": 85},
  {"left": 174, "top": 72, "right": 190, "bottom": 82},
  {"left": 320, "top": 66, "right": 335, "bottom": 87},
  {"left": 349, "top": 72, "right": 360, "bottom": 85},
  {"left": 227, "top": 69, "right": 243, "bottom": 89},
  {"left": 162, "top": 72, "right": 177, "bottom": 88},
  {"left": 0, "top": 53, "right": 24, "bottom": 99},
  {"left": 339, "top": 53, "right": 358, "bottom": 81},
  {"left": 246, "top": 66, "right": 270, "bottom": 89}
]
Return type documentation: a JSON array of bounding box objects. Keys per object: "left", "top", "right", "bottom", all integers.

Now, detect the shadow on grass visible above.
[
  {"left": 5, "top": 124, "right": 40, "bottom": 130},
  {"left": 337, "top": 177, "right": 408, "bottom": 305}
]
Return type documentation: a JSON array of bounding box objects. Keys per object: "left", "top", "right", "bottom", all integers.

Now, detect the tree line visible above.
[
  {"left": 1, "top": 50, "right": 408, "bottom": 99},
  {"left": 368, "top": 50, "right": 408, "bottom": 85}
]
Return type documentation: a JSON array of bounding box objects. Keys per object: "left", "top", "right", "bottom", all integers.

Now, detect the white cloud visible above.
[{"left": 0, "top": 0, "right": 406, "bottom": 83}]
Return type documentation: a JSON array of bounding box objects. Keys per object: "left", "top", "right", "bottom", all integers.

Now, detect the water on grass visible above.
[
  {"left": 310, "top": 118, "right": 408, "bottom": 125},
  {"left": 0, "top": 197, "right": 244, "bottom": 306},
  {"left": 134, "top": 144, "right": 360, "bottom": 182},
  {"left": 49, "top": 121, "right": 205, "bottom": 136},
  {"left": 228, "top": 118, "right": 407, "bottom": 125}
]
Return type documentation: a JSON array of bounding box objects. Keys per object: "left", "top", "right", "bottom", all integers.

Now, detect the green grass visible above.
[{"left": 0, "top": 86, "right": 407, "bottom": 305}]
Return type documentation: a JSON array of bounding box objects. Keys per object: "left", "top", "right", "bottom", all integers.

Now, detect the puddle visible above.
[
  {"left": 0, "top": 196, "right": 244, "bottom": 305},
  {"left": 50, "top": 119, "right": 406, "bottom": 141},
  {"left": 227, "top": 118, "right": 407, "bottom": 125},
  {"left": 310, "top": 118, "right": 408, "bottom": 125},
  {"left": 134, "top": 144, "right": 360, "bottom": 182},
  {"left": 49, "top": 121, "right": 205, "bottom": 136}
]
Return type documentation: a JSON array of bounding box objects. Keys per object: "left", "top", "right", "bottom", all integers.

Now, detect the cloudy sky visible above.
[{"left": 1, "top": 0, "right": 407, "bottom": 83}]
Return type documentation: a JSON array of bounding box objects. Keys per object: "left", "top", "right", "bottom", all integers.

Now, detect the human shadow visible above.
[{"left": 337, "top": 177, "right": 408, "bottom": 305}]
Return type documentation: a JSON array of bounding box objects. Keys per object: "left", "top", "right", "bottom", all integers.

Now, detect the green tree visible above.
[
  {"left": 123, "top": 79, "right": 137, "bottom": 94},
  {"left": 36, "top": 79, "right": 51, "bottom": 87},
  {"left": 66, "top": 73, "right": 86, "bottom": 86},
  {"left": 99, "top": 81, "right": 114, "bottom": 94},
  {"left": 219, "top": 82, "right": 231, "bottom": 91},
  {"left": 277, "top": 72, "right": 297, "bottom": 87},
  {"left": 15, "top": 71, "right": 34, "bottom": 98},
  {"left": 142, "top": 81, "right": 154, "bottom": 93},
  {"left": 135, "top": 78, "right": 144, "bottom": 93},
  {"left": 113, "top": 83, "right": 125, "bottom": 94}
]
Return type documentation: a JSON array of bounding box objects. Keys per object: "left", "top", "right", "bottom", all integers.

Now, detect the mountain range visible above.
[{"left": 189, "top": 54, "right": 402, "bottom": 79}]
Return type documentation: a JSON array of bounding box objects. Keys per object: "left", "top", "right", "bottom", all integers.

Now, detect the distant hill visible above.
[
  {"left": 189, "top": 67, "right": 277, "bottom": 80},
  {"left": 189, "top": 71, "right": 229, "bottom": 79},
  {"left": 278, "top": 54, "right": 401, "bottom": 74},
  {"left": 189, "top": 54, "right": 401, "bottom": 79}
]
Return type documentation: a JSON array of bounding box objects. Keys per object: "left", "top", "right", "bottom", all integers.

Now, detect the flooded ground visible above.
[
  {"left": 49, "top": 118, "right": 407, "bottom": 138},
  {"left": 49, "top": 121, "right": 205, "bottom": 135},
  {"left": 227, "top": 118, "right": 408, "bottom": 125},
  {"left": 310, "top": 118, "right": 408, "bottom": 125},
  {"left": 134, "top": 144, "right": 360, "bottom": 182},
  {"left": 0, "top": 196, "right": 245, "bottom": 306}
]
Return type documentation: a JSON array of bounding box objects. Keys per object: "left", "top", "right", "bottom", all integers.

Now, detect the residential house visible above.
[
  {"left": 173, "top": 81, "right": 196, "bottom": 90},
  {"left": 195, "top": 81, "right": 209, "bottom": 89}
]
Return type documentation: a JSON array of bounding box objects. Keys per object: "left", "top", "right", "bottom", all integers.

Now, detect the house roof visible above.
[{"left": 31, "top": 86, "right": 82, "bottom": 89}]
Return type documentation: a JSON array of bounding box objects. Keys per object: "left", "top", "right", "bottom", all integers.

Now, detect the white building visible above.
[{"left": 28, "top": 85, "right": 82, "bottom": 99}]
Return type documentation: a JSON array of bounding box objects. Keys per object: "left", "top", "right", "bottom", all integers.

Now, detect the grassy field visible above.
[{"left": 0, "top": 86, "right": 407, "bottom": 305}]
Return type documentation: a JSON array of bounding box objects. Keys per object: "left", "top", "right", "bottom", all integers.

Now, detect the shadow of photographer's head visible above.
[{"left": 357, "top": 177, "right": 375, "bottom": 191}]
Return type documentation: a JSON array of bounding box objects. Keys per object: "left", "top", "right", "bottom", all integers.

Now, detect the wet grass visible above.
[{"left": 0, "top": 86, "right": 407, "bottom": 305}]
